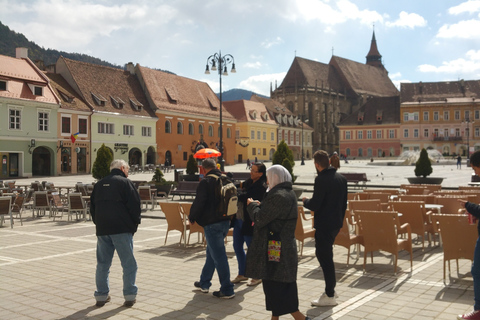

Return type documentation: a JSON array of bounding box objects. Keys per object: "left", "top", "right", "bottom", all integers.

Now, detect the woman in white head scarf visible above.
[
  {"left": 266, "top": 164, "right": 292, "bottom": 191},
  {"left": 245, "top": 164, "right": 310, "bottom": 320}
]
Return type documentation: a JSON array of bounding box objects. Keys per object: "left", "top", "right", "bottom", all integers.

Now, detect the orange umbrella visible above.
[{"left": 193, "top": 148, "right": 221, "bottom": 159}]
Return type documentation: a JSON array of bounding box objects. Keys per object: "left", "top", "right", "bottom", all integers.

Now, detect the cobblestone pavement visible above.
[{"left": 0, "top": 159, "right": 477, "bottom": 319}]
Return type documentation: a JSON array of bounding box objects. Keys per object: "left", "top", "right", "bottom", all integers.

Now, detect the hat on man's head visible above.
[{"left": 333, "top": 152, "right": 338, "bottom": 155}]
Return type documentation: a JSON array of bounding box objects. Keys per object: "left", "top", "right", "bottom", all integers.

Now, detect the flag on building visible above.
[{"left": 70, "top": 132, "right": 80, "bottom": 143}]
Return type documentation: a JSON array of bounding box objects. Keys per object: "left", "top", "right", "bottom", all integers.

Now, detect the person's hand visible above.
[
  {"left": 458, "top": 199, "right": 468, "bottom": 205},
  {"left": 247, "top": 198, "right": 260, "bottom": 205},
  {"left": 302, "top": 197, "right": 308, "bottom": 202}
]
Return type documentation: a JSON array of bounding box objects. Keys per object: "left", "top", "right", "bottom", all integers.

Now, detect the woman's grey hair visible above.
[
  {"left": 202, "top": 158, "right": 216, "bottom": 170},
  {"left": 110, "top": 159, "right": 129, "bottom": 171}
]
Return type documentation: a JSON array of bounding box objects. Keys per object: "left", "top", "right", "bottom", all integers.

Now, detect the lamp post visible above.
[
  {"left": 205, "top": 51, "right": 236, "bottom": 171},
  {"left": 463, "top": 116, "right": 474, "bottom": 162}
]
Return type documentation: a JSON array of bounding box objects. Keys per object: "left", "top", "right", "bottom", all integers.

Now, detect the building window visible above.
[
  {"left": 188, "top": 123, "right": 194, "bottom": 135},
  {"left": 263, "top": 148, "right": 266, "bottom": 155},
  {"left": 433, "top": 111, "right": 439, "bottom": 121},
  {"left": 423, "top": 112, "right": 429, "bottom": 121},
  {"left": 236, "top": 130, "right": 240, "bottom": 139},
  {"left": 38, "top": 111, "right": 49, "bottom": 132},
  {"left": 358, "top": 131, "right": 363, "bottom": 139},
  {"left": 444, "top": 128, "right": 449, "bottom": 137},
  {"left": 208, "top": 125, "right": 213, "bottom": 137},
  {"left": 123, "top": 125, "right": 134, "bottom": 136},
  {"left": 434, "top": 128, "right": 439, "bottom": 137},
  {"left": 199, "top": 124, "right": 204, "bottom": 134},
  {"left": 367, "top": 130, "right": 372, "bottom": 139},
  {"left": 414, "top": 112, "right": 419, "bottom": 121},
  {"left": 444, "top": 111, "right": 449, "bottom": 121},
  {"left": 358, "top": 148, "right": 363, "bottom": 157},
  {"left": 9, "top": 108, "right": 21, "bottom": 130},
  {"left": 404, "top": 129, "right": 409, "bottom": 138},
  {"left": 424, "top": 129, "right": 429, "bottom": 138},
  {"left": 34, "top": 86, "right": 43, "bottom": 96},
  {"left": 0, "top": 80, "right": 6, "bottom": 91},
  {"left": 475, "top": 110, "right": 480, "bottom": 120},
  {"left": 251, "top": 130, "right": 255, "bottom": 139},
  {"left": 376, "top": 130, "right": 382, "bottom": 139},
  {"left": 414, "top": 129, "right": 419, "bottom": 138},
  {"left": 271, "top": 132, "right": 274, "bottom": 141},
  {"left": 252, "top": 147, "right": 256, "bottom": 155},
  {"left": 466, "top": 110, "right": 471, "bottom": 120},
  {"left": 165, "top": 120, "right": 171, "bottom": 133},
  {"left": 79, "top": 118, "right": 87, "bottom": 134},
  {"left": 263, "top": 131, "right": 266, "bottom": 140},
  {"left": 61, "top": 116, "right": 71, "bottom": 134},
  {"left": 389, "top": 129, "right": 395, "bottom": 138},
  {"left": 476, "top": 127, "right": 479, "bottom": 137},
  {"left": 177, "top": 122, "right": 183, "bottom": 134},
  {"left": 227, "top": 128, "right": 231, "bottom": 138},
  {"left": 98, "top": 122, "right": 114, "bottom": 134},
  {"left": 142, "top": 126, "right": 152, "bottom": 137},
  {"left": 455, "top": 110, "right": 460, "bottom": 120},
  {"left": 456, "top": 128, "right": 460, "bottom": 137},
  {"left": 346, "top": 131, "right": 351, "bottom": 139},
  {"left": 403, "top": 112, "right": 409, "bottom": 122},
  {"left": 257, "top": 131, "right": 261, "bottom": 140}
]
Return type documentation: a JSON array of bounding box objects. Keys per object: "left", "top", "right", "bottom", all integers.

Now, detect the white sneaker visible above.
[{"left": 311, "top": 292, "right": 338, "bottom": 307}]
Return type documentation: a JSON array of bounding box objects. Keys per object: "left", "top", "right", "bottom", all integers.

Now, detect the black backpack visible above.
[{"left": 207, "top": 174, "right": 238, "bottom": 217}]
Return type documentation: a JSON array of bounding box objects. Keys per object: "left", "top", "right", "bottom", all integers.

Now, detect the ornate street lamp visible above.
[
  {"left": 205, "top": 51, "right": 236, "bottom": 171},
  {"left": 463, "top": 116, "right": 474, "bottom": 162}
]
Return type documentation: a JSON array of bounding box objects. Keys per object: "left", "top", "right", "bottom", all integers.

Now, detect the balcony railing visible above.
[{"left": 433, "top": 136, "right": 463, "bottom": 141}]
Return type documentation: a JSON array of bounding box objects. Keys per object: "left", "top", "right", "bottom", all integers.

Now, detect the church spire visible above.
[{"left": 366, "top": 30, "right": 384, "bottom": 69}]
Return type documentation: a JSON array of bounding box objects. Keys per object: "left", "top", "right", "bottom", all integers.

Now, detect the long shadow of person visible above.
[
  {"left": 61, "top": 304, "right": 125, "bottom": 319},
  {"left": 151, "top": 288, "right": 245, "bottom": 319}
]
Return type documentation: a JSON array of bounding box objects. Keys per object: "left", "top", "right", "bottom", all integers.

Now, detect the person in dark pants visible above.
[
  {"left": 302, "top": 150, "right": 347, "bottom": 307},
  {"left": 90, "top": 159, "right": 141, "bottom": 308},
  {"left": 189, "top": 158, "right": 235, "bottom": 299},
  {"left": 458, "top": 150, "right": 480, "bottom": 320}
]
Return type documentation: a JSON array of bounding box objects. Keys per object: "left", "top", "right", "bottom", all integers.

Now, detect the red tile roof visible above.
[
  {"left": 137, "top": 65, "right": 235, "bottom": 120},
  {"left": 46, "top": 73, "right": 91, "bottom": 112},
  {"left": 59, "top": 57, "right": 156, "bottom": 118},
  {"left": 400, "top": 80, "right": 480, "bottom": 103},
  {"left": 223, "top": 100, "right": 276, "bottom": 125},
  {"left": 339, "top": 96, "right": 400, "bottom": 126}
]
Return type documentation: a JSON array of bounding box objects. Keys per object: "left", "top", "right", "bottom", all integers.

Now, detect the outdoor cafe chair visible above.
[
  {"left": 435, "top": 195, "right": 476, "bottom": 215},
  {"left": 355, "top": 210, "right": 413, "bottom": 274},
  {"left": 388, "top": 200, "right": 436, "bottom": 249},
  {"left": 51, "top": 192, "right": 68, "bottom": 221},
  {"left": 33, "top": 191, "right": 51, "bottom": 217},
  {"left": 159, "top": 202, "right": 189, "bottom": 246},
  {"left": 179, "top": 202, "right": 205, "bottom": 246},
  {"left": 295, "top": 206, "right": 315, "bottom": 256},
  {"left": 348, "top": 199, "right": 381, "bottom": 220},
  {"left": 138, "top": 186, "right": 155, "bottom": 211},
  {"left": 431, "top": 214, "right": 477, "bottom": 283},
  {"left": 67, "top": 193, "right": 88, "bottom": 221},
  {"left": 0, "top": 196, "right": 13, "bottom": 228},
  {"left": 11, "top": 193, "right": 25, "bottom": 226},
  {"left": 334, "top": 211, "right": 364, "bottom": 266}
]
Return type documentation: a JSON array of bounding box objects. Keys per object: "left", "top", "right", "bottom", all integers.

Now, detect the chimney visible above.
[
  {"left": 16, "top": 47, "right": 28, "bottom": 59},
  {"left": 126, "top": 62, "right": 135, "bottom": 75}
]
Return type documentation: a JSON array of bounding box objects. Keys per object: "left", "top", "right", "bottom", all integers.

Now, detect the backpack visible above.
[{"left": 207, "top": 174, "right": 238, "bottom": 217}]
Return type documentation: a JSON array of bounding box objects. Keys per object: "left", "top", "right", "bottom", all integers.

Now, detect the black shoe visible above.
[
  {"left": 95, "top": 296, "right": 111, "bottom": 307},
  {"left": 212, "top": 291, "right": 235, "bottom": 299},
  {"left": 123, "top": 299, "right": 136, "bottom": 308},
  {"left": 194, "top": 281, "right": 209, "bottom": 293}
]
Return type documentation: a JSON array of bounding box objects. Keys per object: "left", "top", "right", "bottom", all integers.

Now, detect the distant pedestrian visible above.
[
  {"left": 90, "top": 159, "right": 141, "bottom": 308},
  {"left": 330, "top": 152, "right": 340, "bottom": 170},
  {"left": 458, "top": 155, "right": 462, "bottom": 169},
  {"left": 246, "top": 158, "right": 251, "bottom": 170}
]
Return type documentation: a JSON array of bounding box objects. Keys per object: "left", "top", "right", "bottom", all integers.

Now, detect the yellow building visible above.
[{"left": 223, "top": 100, "right": 278, "bottom": 163}]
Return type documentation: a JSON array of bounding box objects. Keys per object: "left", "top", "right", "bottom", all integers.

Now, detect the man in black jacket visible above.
[
  {"left": 189, "top": 158, "right": 235, "bottom": 299},
  {"left": 90, "top": 159, "right": 141, "bottom": 308},
  {"left": 303, "top": 150, "right": 347, "bottom": 307}
]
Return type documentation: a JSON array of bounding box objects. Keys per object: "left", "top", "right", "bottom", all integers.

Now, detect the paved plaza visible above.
[{"left": 0, "top": 159, "right": 478, "bottom": 319}]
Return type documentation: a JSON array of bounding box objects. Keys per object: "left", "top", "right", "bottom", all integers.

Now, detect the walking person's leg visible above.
[
  {"left": 458, "top": 236, "right": 480, "bottom": 319},
  {"left": 95, "top": 235, "right": 115, "bottom": 305},
  {"left": 232, "top": 219, "right": 248, "bottom": 283},
  {"left": 111, "top": 233, "right": 138, "bottom": 304}
]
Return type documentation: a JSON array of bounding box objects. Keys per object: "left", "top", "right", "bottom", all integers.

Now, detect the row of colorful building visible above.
[{"left": 1, "top": 31, "right": 479, "bottom": 179}]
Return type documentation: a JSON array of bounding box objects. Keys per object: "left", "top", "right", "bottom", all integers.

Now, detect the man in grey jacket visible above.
[{"left": 90, "top": 159, "right": 141, "bottom": 308}]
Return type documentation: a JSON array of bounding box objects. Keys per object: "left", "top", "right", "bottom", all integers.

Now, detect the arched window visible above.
[
  {"left": 358, "top": 148, "right": 363, "bottom": 157},
  {"left": 188, "top": 123, "right": 194, "bottom": 135},
  {"left": 208, "top": 125, "right": 214, "bottom": 137},
  {"left": 165, "top": 120, "right": 171, "bottom": 133},
  {"left": 177, "top": 122, "right": 183, "bottom": 134},
  {"left": 346, "top": 148, "right": 351, "bottom": 156},
  {"left": 199, "top": 124, "right": 204, "bottom": 134},
  {"left": 226, "top": 127, "right": 231, "bottom": 138}
]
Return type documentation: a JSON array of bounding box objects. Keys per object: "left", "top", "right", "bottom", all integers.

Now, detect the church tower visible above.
[{"left": 366, "top": 30, "right": 384, "bottom": 70}]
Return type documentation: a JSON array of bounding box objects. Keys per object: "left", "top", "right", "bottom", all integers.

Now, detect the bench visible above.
[
  {"left": 339, "top": 173, "right": 370, "bottom": 188},
  {"left": 230, "top": 172, "right": 251, "bottom": 182},
  {"left": 170, "top": 181, "right": 199, "bottom": 200}
]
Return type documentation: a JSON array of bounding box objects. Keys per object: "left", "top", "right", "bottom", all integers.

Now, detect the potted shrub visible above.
[
  {"left": 150, "top": 168, "right": 176, "bottom": 196},
  {"left": 183, "top": 154, "right": 200, "bottom": 181},
  {"left": 407, "top": 148, "right": 444, "bottom": 184}
]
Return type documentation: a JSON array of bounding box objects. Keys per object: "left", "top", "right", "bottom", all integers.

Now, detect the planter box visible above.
[{"left": 407, "top": 177, "right": 444, "bottom": 185}]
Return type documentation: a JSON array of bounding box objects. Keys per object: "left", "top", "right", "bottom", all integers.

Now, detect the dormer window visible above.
[
  {"left": 111, "top": 96, "right": 124, "bottom": 109},
  {"left": 0, "top": 80, "right": 6, "bottom": 91},
  {"left": 130, "top": 98, "right": 143, "bottom": 111},
  {"left": 358, "top": 111, "right": 364, "bottom": 122},
  {"left": 376, "top": 110, "right": 383, "bottom": 122},
  {"left": 249, "top": 110, "right": 257, "bottom": 119},
  {"left": 58, "top": 90, "right": 74, "bottom": 103},
  {"left": 261, "top": 112, "right": 268, "bottom": 121},
  {"left": 275, "top": 114, "right": 282, "bottom": 124},
  {"left": 91, "top": 92, "right": 107, "bottom": 106},
  {"left": 165, "top": 87, "right": 177, "bottom": 104},
  {"left": 288, "top": 116, "right": 293, "bottom": 125},
  {"left": 28, "top": 83, "right": 44, "bottom": 96},
  {"left": 208, "top": 98, "right": 218, "bottom": 110}
]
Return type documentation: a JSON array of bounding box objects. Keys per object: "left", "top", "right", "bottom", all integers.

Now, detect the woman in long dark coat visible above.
[{"left": 246, "top": 165, "right": 310, "bottom": 320}]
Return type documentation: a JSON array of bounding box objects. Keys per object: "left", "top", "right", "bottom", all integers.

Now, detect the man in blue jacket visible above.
[
  {"left": 189, "top": 158, "right": 235, "bottom": 299},
  {"left": 90, "top": 159, "right": 141, "bottom": 308},
  {"left": 458, "top": 151, "right": 480, "bottom": 320},
  {"left": 303, "top": 150, "right": 347, "bottom": 307}
]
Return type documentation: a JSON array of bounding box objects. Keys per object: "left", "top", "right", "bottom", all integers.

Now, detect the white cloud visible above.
[
  {"left": 448, "top": 0, "right": 480, "bottom": 15},
  {"left": 294, "top": 0, "right": 383, "bottom": 26},
  {"left": 239, "top": 72, "right": 287, "bottom": 96},
  {"left": 417, "top": 50, "right": 480, "bottom": 76},
  {"left": 261, "top": 37, "right": 284, "bottom": 49},
  {"left": 243, "top": 62, "right": 263, "bottom": 69},
  {"left": 385, "top": 11, "right": 427, "bottom": 29},
  {"left": 437, "top": 19, "right": 480, "bottom": 38},
  {"left": 389, "top": 72, "right": 402, "bottom": 79}
]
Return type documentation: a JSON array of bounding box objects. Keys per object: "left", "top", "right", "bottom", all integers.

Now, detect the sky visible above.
[{"left": 1, "top": 0, "right": 480, "bottom": 96}]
